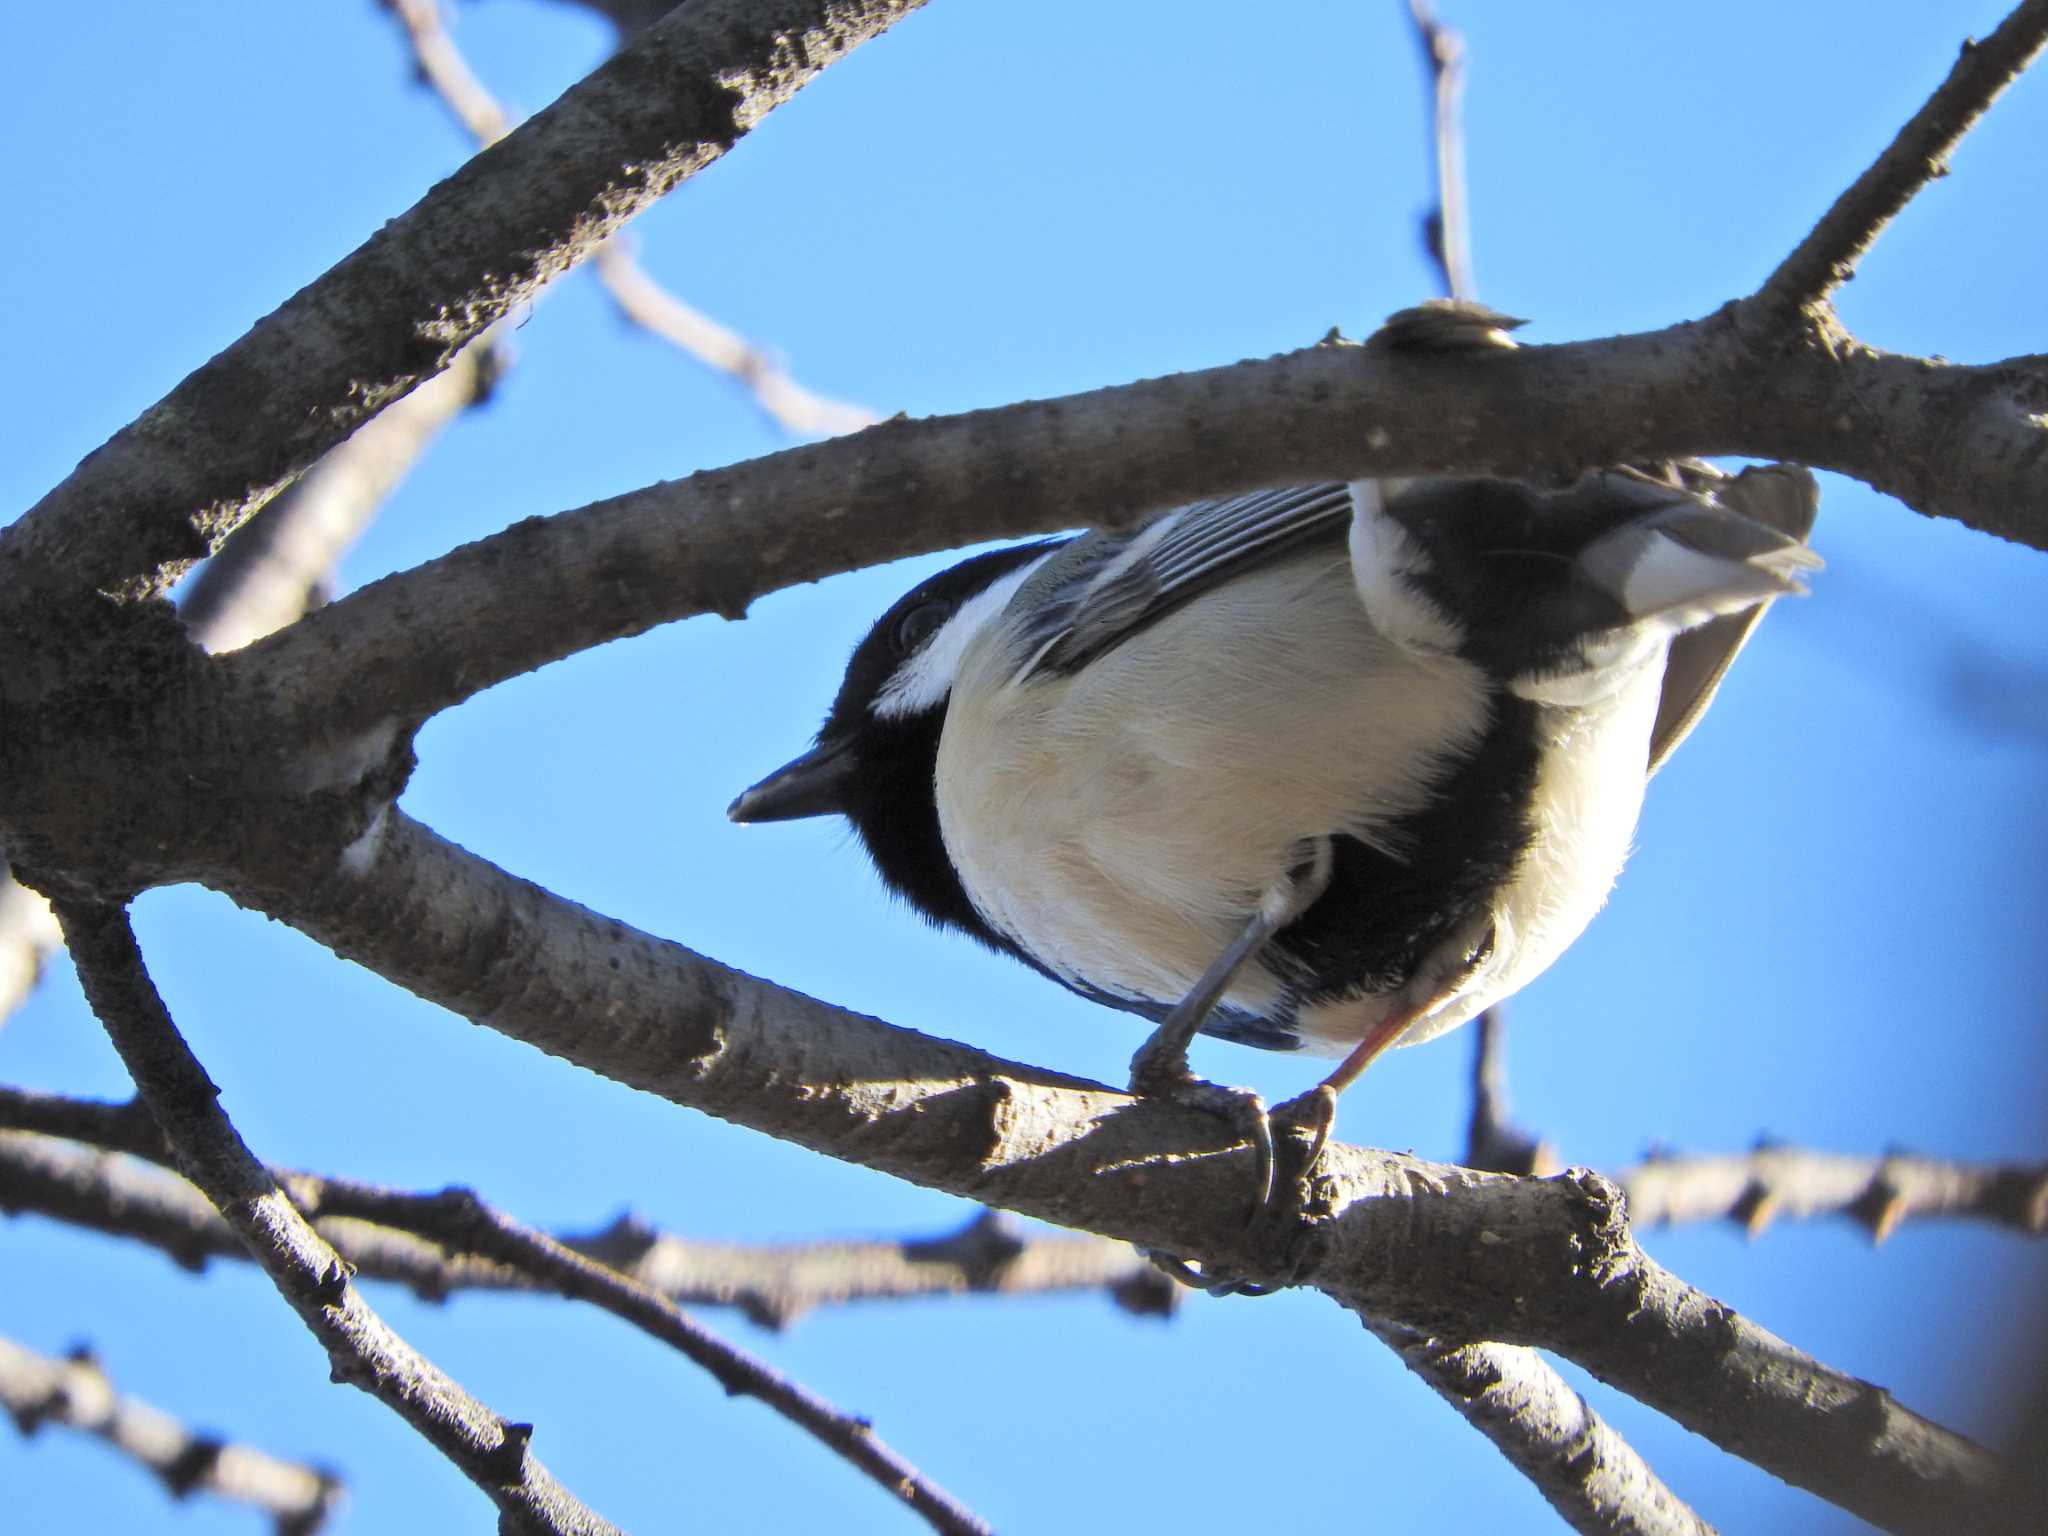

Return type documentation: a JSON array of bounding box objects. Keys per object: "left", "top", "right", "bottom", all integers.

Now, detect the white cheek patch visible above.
[
  {"left": 872, "top": 557, "right": 1050, "bottom": 720},
  {"left": 1346, "top": 480, "right": 1463, "bottom": 656}
]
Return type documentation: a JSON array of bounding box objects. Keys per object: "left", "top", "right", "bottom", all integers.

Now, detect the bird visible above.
[{"left": 730, "top": 315, "right": 1818, "bottom": 1202}]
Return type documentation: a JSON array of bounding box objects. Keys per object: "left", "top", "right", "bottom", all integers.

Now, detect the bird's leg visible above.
[
  {"left": 1128, "top": 840, "right": 1332, "bottom": 1211},
  {"left": 1273, "top": 922, "right": 1499, "bottom": 1174},
  {"left": 1268, "top": 1010, "right": 1416, "bottom": 1181}
]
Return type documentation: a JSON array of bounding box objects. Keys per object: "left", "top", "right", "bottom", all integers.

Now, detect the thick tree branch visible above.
[
  {"left": 179, "top": 330, "right": 505, "bottom": 654},
  {"left": 0, "top": 0, "right": 924, "bottom": 608},
  {"left": 1309, "top": 1152, "right": 1994, "bottom": 1536},
  {"left": 1758, "top": 0, "right": 2048, "bottom": 313},
  {"left": 217, "top": 312, "right": 2048, "bottom": 742},
  {"left": 47, "top": 898, "right": 619, "bottom": 1536},
  {"left": 213, "top": 809, "right": 1994, "bottom": 1534},
  {"left": 1365, "top": 1322, "right": 1715, "bottom": 1536},
  {"left": 0, "top": 1334, "right": 343, "bottom": 1535}
]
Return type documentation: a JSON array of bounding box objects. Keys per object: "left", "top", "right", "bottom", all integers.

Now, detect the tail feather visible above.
[{"left": 1579, "top": 498, "right": 1821, "bottom": 638}]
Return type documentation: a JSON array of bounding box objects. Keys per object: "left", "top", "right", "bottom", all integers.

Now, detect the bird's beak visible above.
[{"left": 728, "top": 739, "right": 859, "bottom": 823}]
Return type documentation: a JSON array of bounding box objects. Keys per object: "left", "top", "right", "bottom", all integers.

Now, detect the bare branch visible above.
[
  {"left": 47, "top": 898, "right": 620, "bottom": 1536},
  {"left": 591, "top": 241, "right": 884, "bottom": 437},
  {"left": 383, "top": 0, "right": 881, "bottom": 439},
  {"left": 567, "top": 1207, "right": 1177, "bottom": 1327},
  {"left": 0, "top": 1334, "right": 343, "bottom": 1535},
  {"left": 379, "top": 0, "right": 513, "bottom": 143},
  {"left": 1, "top": 335, "right": 500, "bottom": 1023},
  {"left": 1404, "top": 0, "right": 1474, "bottom": 301},
  {"left": 0, "top": 1089, "right": 1172, "bottom": 1320},
  {"left": 1463, "top": 1010, "right": 1556, "bottom": 1176},
  {"left": 1, "top": 0, "right": 925, "bottom": 607},
  {"left": 0, "top": 1127, "right": 513, "bottom": 1288},
  {"left": 296, "top": 1181, "right": 993, "bottom": 1536},
  {"left": 1312, "top": 1150, "right": 1996, "bottom": 1536},
  {"left": 226, "top": 809, "right": 1997, "bottom": 1534},
  {"left": 1621, "top": 1145, "right": 2048, "bottom": 1242},
  {"left": 180, "top": 330, "right": 505, "bottom": 654},
  {"left": 216, "top": 318, "right": 2048, "bottom": 743},
  {"left": 1759, "top": 0, "right": 2048, "bottom": 313},
  {"left": 1366, "top": 1322, "right": 1716, "bottom": 1536}
]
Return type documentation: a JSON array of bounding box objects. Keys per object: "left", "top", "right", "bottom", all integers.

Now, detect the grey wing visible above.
[
  {"left": 1012, "top": 483, "right": 1356, "bottom": 679},
  {"left": 1646, "top": 463, "right": 1821, "bottom": 773}
]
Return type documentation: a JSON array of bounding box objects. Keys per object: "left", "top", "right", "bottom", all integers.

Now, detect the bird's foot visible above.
[
  {"left": 1127, "top": 1077, "right": 1337, "bottom": 1299},
  {"left": 1128, "top": 1045, "right": 1278, "bottom": 1216}
]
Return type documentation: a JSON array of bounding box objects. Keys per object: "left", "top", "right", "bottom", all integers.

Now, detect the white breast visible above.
[{"left": 933, "top": 551, "right": 1494, "bottom": 1017}]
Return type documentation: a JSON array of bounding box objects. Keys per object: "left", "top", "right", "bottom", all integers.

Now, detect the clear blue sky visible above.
[{"left": 3, "top": 2, "right": 2044, "bottom": 1532}]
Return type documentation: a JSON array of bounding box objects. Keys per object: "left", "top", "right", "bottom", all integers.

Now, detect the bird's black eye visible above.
[{"left": 893, "top": 599, "right": 951, "bottom": 655}]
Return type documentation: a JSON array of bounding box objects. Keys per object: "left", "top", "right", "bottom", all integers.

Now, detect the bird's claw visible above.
[
  {"left": 1270, "top": 1084, "right": 1339, "bottom": 1178},
  {"left": 1139, "top": 1249, "right": 1285, "bottom": 1298}
]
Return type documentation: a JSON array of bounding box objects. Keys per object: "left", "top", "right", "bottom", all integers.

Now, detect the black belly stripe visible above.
[{"left": 1262, "top": 689, "right": 1541, "bottom": 1013}]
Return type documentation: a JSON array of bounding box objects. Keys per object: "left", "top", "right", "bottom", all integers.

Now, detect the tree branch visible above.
[
  {"left": 219, "top": 808, "right": 1995, "bottom": 1534},
  {"left": 1365, "top": 1322, "right": 1715, "bottom": 1536},
  {"left": 0, "top": 1334, "right": 343, "bottom": 1536},
  {"left": 0, "top": 0, "right": 925, "bottom": 608},
  {"left": 298, "top": 1181, "right": 992, "bottom": 1536},
  {"left": 1463, "top": 1009, "right": 1556, "bottom": 1176},
  {"left": 214, "top": 318, "right": 2048, "bottom": 745},
  {"left": 0, "top": 1091, "right": 1174, "bottom": 1321},
  {"left": 381, "top": 0, "right": 881, "bottom": 439},
  {"left": 1620, "top": 1145, "right": 2048, "bottom": 1242},
  {"left": 1404, "top": 0, "right": 1474, "bottom": 302},
  {"left": 1758, "top": 0, "right": 2048, "bottom": 313},
  {"left": 565, "top": 1207, "right": 1177, "bottom": 1327},
  {"left": 47, "top": 898, "right": 620, "bottom": 1536},
  {"left": 179, "top": 330, "right": 505, "bottom": 654}
]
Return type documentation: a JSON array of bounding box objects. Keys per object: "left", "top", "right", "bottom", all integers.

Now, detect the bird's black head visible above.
[{"left": 727, "top": 539, "right": 1065, "bottom": 934}]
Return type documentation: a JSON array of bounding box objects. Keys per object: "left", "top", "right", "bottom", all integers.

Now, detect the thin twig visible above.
[
  {"left": 381, "top": 0, "right": 880, "bottom": 438},
  {"left": 1463, "top": 1009, "right": 1556, "bottom": 1176},
  {"left": 1758, "top": 0, "right": 2048, "bottom": 312},
  {"left": 1366, "top": 1322, "right": 1717, "bottom": 1536},
  {"left": 1404, "top": 0, "right": 1474, "bottom": 301},
  {"left": 300, "top": 1182, "right": 993, "bottom": 1536},
  {"left": 0, "top": 1089, "right": 1175, "bottom": 1319},
  {"left": 0, "top": 1334, "right": 344, "bottom": 1536},
  {"left": 567, "top": 1206, "right": 1176, "bottom": 1327},
  {"left": 591, "top": 241, "right": 883, "bottom": 437},
  {"left": 46, "top": 899, "right": 620, "bottom": 1536},
  {"left": 0, "top": 1108, "right": 992, "bottom": 1532},
  {"left": 1621, "top": 1144, "right": 2048, "bottom": 1242}
]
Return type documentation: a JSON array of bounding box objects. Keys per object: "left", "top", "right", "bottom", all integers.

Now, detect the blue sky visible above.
[{"left": 3, "top": 2, "right": 2044, "bottom": 1532}]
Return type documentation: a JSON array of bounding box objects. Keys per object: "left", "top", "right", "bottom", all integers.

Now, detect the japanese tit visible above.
[{"left": 731, "top": 451, "right": 1817, "bottom": 1149}]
